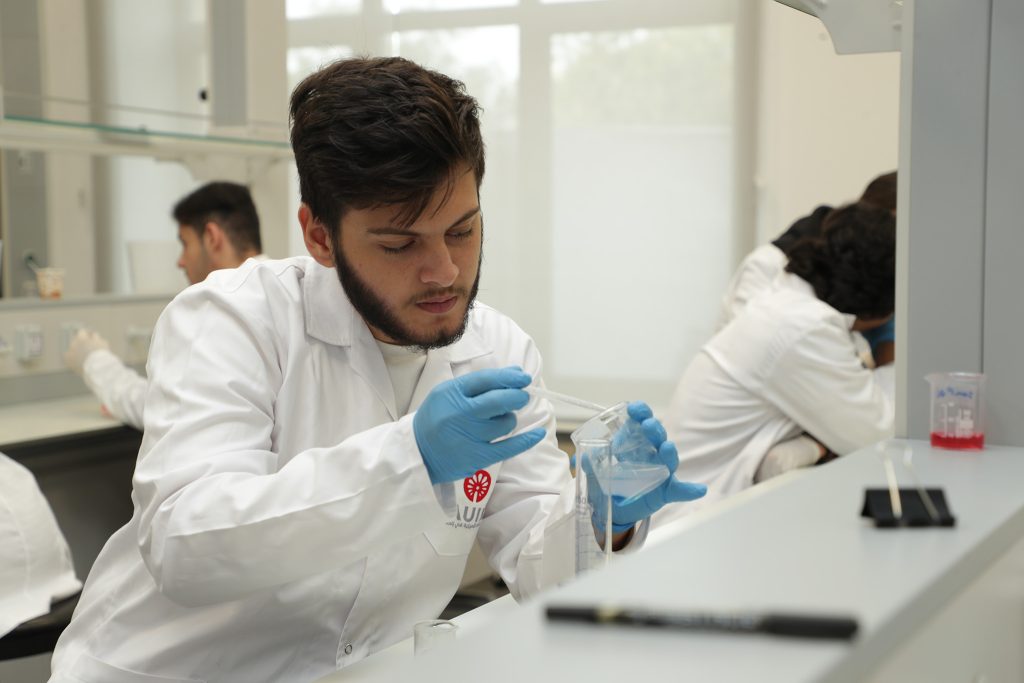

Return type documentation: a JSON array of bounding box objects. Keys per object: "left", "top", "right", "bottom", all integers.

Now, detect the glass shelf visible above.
[{"left": 0, "top": 114, "right": 292, "bottom": 161}]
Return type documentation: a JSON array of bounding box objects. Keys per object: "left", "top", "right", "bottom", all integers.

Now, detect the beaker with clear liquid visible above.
[
  {"left": 925, "top": 372, "right": 986, "bottom": 450},
  {"left": 570, "top": 403, "right": 671, "bottom": 575},
  {"left": 572, "top": 438, "right": 613, "bottom": 575}
]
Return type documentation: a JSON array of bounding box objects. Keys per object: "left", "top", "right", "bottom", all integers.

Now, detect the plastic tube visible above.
[{"left": 528, "top": 387, "right": 607, "bottom": 414}]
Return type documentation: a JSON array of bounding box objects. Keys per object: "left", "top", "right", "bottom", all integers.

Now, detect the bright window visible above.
[
  {"left": 286, "top": 0, "right": 745, "bottom": 411},
  {"left": 550, "top": 26, "right": 734, "bottom": 388}
]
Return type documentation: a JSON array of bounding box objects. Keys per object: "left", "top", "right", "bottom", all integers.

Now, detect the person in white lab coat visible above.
[
  {"left": 718, "top": 171, "right": 897, "bottom": 333},
  {"left": 715, "top": 172, "right": 898, "bottom": 468},
  {"left": 49, "top": 57, "right": 704, "bottom": 683},
  {"left": 63, "top": 182, "right": 265, "bottom": 430},
  {"left": 0, "top": 452, "right": 81, "bottom": 638},
  {"left": 655, "top": 203, "right": 896, "bottom": 526}
]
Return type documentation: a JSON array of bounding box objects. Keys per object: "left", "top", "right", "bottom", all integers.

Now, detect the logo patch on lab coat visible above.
[
  {"left": 463, "top": 469, "right": 491, "bottom": 502},
  {"left": 446, "top": 469, "right": 493, "bottom": 530}
]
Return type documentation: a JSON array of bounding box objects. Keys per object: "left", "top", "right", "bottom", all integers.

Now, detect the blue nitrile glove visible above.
[
  {"left": 584, "top": 401, "right": 707, "bottom": 534},
  {"left": 861, "top": 317, "right": 895, "bottom": 353},
  {"left": 414, "top": 366, "right": 546, "bottom": 484}
]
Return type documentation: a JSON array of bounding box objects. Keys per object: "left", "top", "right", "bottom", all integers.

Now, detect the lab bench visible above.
[{"left": 321, "top": 439, "right": 1024, "bottom": 682}]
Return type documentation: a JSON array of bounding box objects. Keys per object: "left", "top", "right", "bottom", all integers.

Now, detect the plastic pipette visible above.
[{"left": 529, "top": 387, "right": 607, "bottom": 414}]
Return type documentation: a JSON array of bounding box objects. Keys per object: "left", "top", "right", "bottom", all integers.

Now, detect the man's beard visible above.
[{"left": 332, "top": 239, "right": 482, "bottom": 351}]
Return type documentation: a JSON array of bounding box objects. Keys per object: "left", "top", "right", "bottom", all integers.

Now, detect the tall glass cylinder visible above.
[{"left": 573, "top": 438, "right": 612, "bottom": 576}]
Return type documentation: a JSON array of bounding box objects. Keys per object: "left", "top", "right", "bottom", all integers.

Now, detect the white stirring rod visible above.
[
  {"left": 902, "top": 446, "right": 942, "bottom": 523},
  {"left": 874, "top": 443, "right": 902, "bottom": 520},
  {"left": 529, "top": 387, "right": 607, "bottom": 414}
]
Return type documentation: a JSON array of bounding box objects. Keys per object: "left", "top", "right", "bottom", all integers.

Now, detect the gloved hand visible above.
[
  {"left": 861, "top": 317, "right": 895, "bottom": 353},
  {"left": 754, "top": 434, "right": 825, "bottom": 483},
  {"left": 414, "top": 366, "right": 546, "bottom": 484},
  {"left": 64, "top": 329, "right": 110, "bottom": 376},
  {"left": 584, "top": 401, "right": 706, "bottom": 534}
]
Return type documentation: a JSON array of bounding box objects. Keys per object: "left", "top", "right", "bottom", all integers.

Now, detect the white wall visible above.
[
  {"left": 755, "top": 3, "right": 900, "bottom": 244},
  {"left": 91, "top": 0, "right": 207, "bottom": 294},
  {"left": 39, "top": 0, "right": 96, "bottom": 298},
  {"left": 16, "top": 0, "right": 291, "bottom": 297}
]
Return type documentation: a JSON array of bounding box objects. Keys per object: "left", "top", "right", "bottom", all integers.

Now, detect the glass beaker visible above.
[
  {"left": 413, "top": 619, "right": 458, "bottom": 655},
  {"left": 36, "top": 267, "right": 65, "bottom": 299},
  {"left": 925, "top": 372, "right": 986, "bottom": 450},
  {"left": 573, "top": 438, "right": 612, "bottom": 576},
  {"left": 570, "top": 403, "right": 671, "bottom": 576},
  {"left": 570, "top": 402, "right": 670, "bottom": 502}
]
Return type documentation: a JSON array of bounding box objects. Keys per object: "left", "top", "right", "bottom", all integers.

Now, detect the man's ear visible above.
[
  {"left": 202, "top": 221, "right": 226, "bottom": 253},
  {"left": 299, "top": 204, "right": 334, "bottom": 267}
]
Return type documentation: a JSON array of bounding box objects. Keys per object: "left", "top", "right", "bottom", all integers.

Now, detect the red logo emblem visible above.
[{"left": 463, "top": 470, "right": 492, "bottom": 503}]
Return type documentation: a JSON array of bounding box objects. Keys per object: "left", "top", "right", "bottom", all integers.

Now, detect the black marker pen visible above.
[{"left": 545, "top": 605, "right": 859, "bottom": 641}]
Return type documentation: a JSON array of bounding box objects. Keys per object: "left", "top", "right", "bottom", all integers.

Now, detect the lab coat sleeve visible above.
[
  {"left": 472, "top": 338, "right": 576, "bottom": 602},
  {"left": 134, "top": 289, "right": 448, "bottom": 608},
  {"left": 764, "top": 321, "right": 895, "bottom": 455},
  {"left": 81, "top": 349, "right": 147, "bottom": 430}
]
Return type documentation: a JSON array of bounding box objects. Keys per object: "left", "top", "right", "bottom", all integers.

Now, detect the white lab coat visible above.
[
  {"left": 49, "top": 256, "right": 597, "bottom": 683},
  {"left": 718, "top": 243, "right": 875, "bottom": 365},
  {"left": 0, "top": 453, "right": 81, "bottom": 637},
  {"left": 656, "top": 273, "right": 894, "bottom": 525},
  {"left": 79, "top": 255, "right": 272, "bottom": 431},
  {"left": 81, "top": 350, "right": 147, "bottom": 430},
  {"left": 716, "top": 243, "right": 787, "bottom": 330}
]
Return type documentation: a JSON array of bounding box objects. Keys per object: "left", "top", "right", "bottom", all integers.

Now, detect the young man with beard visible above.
[{"left": 49, "top": 57, "right": 705, "bottom": 683}]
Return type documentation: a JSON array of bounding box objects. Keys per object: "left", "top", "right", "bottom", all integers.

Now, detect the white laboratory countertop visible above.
[
  {"left": 0, "top": 394, "right": 121, "bottom": 447},
  {"left": 351, "top": 438, "right": 1024, "bottom": 683}
]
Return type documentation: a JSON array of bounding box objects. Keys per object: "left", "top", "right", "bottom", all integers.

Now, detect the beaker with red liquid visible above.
[{"left": 925, "top": 372, "right": 986, "bottom": 450}]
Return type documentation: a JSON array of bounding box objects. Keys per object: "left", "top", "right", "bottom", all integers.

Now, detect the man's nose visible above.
[{"left": 420, "top": 240, "right": 458, "bottom": 288}]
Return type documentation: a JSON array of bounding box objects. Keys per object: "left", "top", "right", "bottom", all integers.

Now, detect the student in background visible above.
[
  {"left": 712, "top": 172, "right": 897, "bottom": 472},
  {"left": 658, "top": 203, "right": 896, "bottom": 525},
  {"left": 64, "top": 182, "right": 264, "bottom": 430},
  {"left": 719, "top": 171, "right": 896, "bottom": 341}
]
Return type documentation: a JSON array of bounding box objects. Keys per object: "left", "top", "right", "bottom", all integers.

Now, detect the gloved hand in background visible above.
[
  {"left": 861, "top": 317, "right": 895, "bottom": 351},
  {"left": 585, "top": 401, "right": 706, "bottom": 535},
  {"left": 64, "top": 329, "right": 111, "bottom": 376},
  {"left": 861, "top": 317, "right": 895, "bottom": 366},
  {"left": 414, "top": 366, "right": 546, "bottom": 484}
]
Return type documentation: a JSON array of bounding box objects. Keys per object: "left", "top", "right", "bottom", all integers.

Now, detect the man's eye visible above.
[
  {"left": 381, "top": 241, "right": 414, "bottom": 254},
  {"left": 447, "top": 227, "right": 474, "bottom": 241}
]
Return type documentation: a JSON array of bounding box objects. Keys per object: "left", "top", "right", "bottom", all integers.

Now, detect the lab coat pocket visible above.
[
  {"left": 70, "top": 653, "right": 205, "bottom": 683},
  {"left": 423, "top": 514, "right": 479, "bottom": 557},
  {"left": 423, "top": 467, "right": 496, "bottom": 557}
]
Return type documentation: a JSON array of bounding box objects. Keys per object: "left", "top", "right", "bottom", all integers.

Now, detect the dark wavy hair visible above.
[
  {"left": 172, "top": 181, "right": 262, "bottom": 254},
  {"left": 859, "top": 171, "right": 897, "bottom": 213},
  {"left": 785, "top": 202, "right": 896, "bottom": 319},
  {"left": 289, "top": 56, "right": 485, "bottom": 235}
]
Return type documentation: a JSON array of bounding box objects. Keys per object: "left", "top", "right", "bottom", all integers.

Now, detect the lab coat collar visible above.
[
  {"left": 403, "top": 313, "right": 494, "bottom": 413},
  {"left": 777, "top": 272, "right": 858, "bottom": 330},
  {"left": 300, "top": 259, "right": 492, "bottom": 360},
  {"left": 300, "top": 259, "right": 492, "bottom": 418},
  {"left": 302, "top": 260, "right": 357, "bottom": 347}
]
